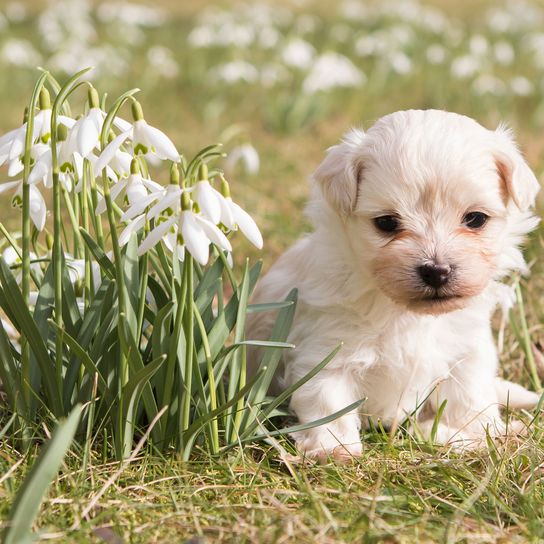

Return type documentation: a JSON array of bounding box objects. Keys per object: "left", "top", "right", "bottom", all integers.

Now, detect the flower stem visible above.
[{"left": 181, "top": 255, "right": 194, "bottom": 437}]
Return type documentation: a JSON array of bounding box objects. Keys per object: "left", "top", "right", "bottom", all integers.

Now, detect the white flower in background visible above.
[
  {"left": 5, "top": 2, "right": 27, "bottom": 23},
  {"left": 260, "top": 63, "right": 288, "bottom": 87},
  {"left": 451, "top": 55, "right": 480, "bottom": 79},
  {"left": 147, "top": 46, "right": 179, "bottom": 79},
  {"left": 131, "top": 101, "right": 180, "bottom": 162},
  {"left": 258, "top": 26, "right": 280, "bottom": 49},
  {"left": 1, "top": 39, "right": 41, "bottom": 67},
  {"left": 469, "top": 35, "right": 489, "bottom": 56},
  {"left": 472, "top": 74, "right": 506, "bottom": 96},
  {"left": 281, "top": 39, "right": 315, "bottom": 70},
  {"left": 390, "top": 52, "right": 412, "bottom": 75},
  {"left": 214, "top": 61, "right": 259, "bottom": 84},
  {"left": 303, "top": 53, "right": 365, "bottom": 93},
  {"left": 224, "top": 144, "right": 260, "bottom": 175},
  {"left": 96, "top": 2, "right": 165, "bottom": 27},
  {"left": 510, "top": 76, "right": 533, "bottom": 96},
  {"left": 426, "top": 44, "right": 446, "bottom": 64},
  {"left": 0, "top": 180, "right": 47, "bottom": 231},
  {"left": 494, "top": 41, "right": 515, "bottom": 65}
]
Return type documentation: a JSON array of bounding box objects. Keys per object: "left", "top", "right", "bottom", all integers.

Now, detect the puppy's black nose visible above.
[{"left": 417, "top": 263, "right": 451, "bottom": 289}]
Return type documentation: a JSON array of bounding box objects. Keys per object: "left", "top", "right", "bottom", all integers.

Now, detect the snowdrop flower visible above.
[
  {"left": 217, "top": 177, "right": 262, "bottom": 249},
  {"left": 0, "top": 179, "right": 47, "bottom": 231},
  {"left": 138, "top": 191, "right": 232, "bottom": 265},
  {"left": 510, "top": 76, "right": 533, "bottom": 96},
  {"left": 96, "top": 159, "right": 162, "bottom": 214},
  {"left": 131, "top": 101, "right": 180, "bottom": 162},
  {"left": 1, "top": 39, "right": 41, "bottom": 67},
  {"left": 494, "top": 41, "right": 515, "bottom": 65},
  {"left": 67, "top": 87, "right": 132, "bottom": 159},
  {"left": 214, "top": 61, "right": 259, "bottom": 84},
  {"left": 303, "top": 53, "right": 366, "bottom": 94},
  {"left": 193, "top": 164, "right": 222, "bottom": 224},
  {"left": 390, "top": 52, "right": 412, "bottom": 75},
  {"left": 281, "top": 39, "right": 315, "bottom": 69},
  {"left": 224, "top": 144, "right": 260, "bottom": 175},
  {"left": 451, "top": 55, "right": 480, "bottom": 79},
  {"left": 426, "top": 44, "right": 446, "bottom": 64}
]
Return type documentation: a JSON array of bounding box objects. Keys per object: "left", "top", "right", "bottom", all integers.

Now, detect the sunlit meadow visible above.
[{"left": 0, "top": 0, "right": 543, "bottom": 542}]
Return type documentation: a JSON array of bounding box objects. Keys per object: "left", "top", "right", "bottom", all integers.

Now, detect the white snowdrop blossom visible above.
[
  {"left": 137, "top": 191, "right": 233, "bottom": 266},
  {"left": 451, "top": 55, "right": 481, "bottom": 79},
  {"left": 218, "top": 193, "right": 263, "bottom": 250},
  {"left": 510, "top": 76, "right": 533, "bottom": 96},
  {"left": 214, "top": 61, "right": 259, "bottom": 84},
  {"left": 224, "top": 144, "right": 260, "bottom": 175},
  {"left": 281, "top": 39, "right": 315, "bottom": 69},
  {"left": 0, "top": 179, "right": 47, "bottom": 231},
  {"left": 303, "top": 53, "right": 366, "bottom": 93}
]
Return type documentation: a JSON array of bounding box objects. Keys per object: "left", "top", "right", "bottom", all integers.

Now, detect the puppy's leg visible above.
[
  {"left": 289, "top": 370, "right": 362, "bottom": 463},
  {"left": 420, "top": 348, "right": 513, "bottom": 448},
  {"left": 495, "top": 378, "right": 541, "bottom": 410}
]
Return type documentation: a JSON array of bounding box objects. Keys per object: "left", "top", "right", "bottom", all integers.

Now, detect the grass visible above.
[{"left": 1, "top": 0, "right": 544, "bottom": 541}]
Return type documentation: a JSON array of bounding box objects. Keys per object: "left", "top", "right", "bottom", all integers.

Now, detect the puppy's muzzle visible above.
[{"left": 417, "top": 263, "right": 451, "bottom": 289}]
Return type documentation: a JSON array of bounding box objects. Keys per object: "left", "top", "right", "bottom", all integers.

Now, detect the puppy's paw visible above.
[{"left": 305, "top": 441, "right": 363, "bottom": 465}]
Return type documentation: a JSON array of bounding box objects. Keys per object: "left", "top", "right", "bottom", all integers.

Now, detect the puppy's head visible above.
[{"left": 312, "top": 110, "right": 540, "bottom": 315}]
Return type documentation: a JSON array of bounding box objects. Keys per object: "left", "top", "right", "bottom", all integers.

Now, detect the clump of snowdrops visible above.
[{"left": 0, "top": 69, "right": 346, "bottom": 461}]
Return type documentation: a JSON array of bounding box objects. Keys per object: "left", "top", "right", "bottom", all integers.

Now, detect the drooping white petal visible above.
[
  {"left": 113, "top": 116, "right": 132, "bottom": 133},
  {"left": 194, "top": 180, "right": 221, "bottom": 224},
  {"left": 28, "top": 151, "right": 51, "bottom": 185},
  {"left": 218, "top": 195, "right": 235, "bottom": 229},
  {"left": 58, "top": 115, "right": 76, "bottom": 129},
  {"left": 146, "top": 186, "right": 181, "bottom": 220},
  {"left": 8, "top": 158, "right": 23, "bottom": 177},
  {"left": 0, "top": 127, "right": 21, "bottom": 149},
  {"left": 94, "top": 129, "right": 131, "bottom": 173},
  {"left": 119, "top": 214, "right": 146, "bottom": 246},
  {"left": 77, "top": 115, "right": 100, "bottom": 158},
  {"left": 230, "top": 200, "right": 263, "bottom": 248},
  {"left": 8, "top": 127, "right": 26, "bottom": 160},
  {"left": 141, "top": 178, "right": 164, "bottom": 193},
  {"left": 181, "top": 211, "right": 210, "bottom": 265},
  {"left": 0, "top": 179, "right": 22, "bottom": 194},
  {"left": 122, "top": 193, "right": 157, "bottom": 221},
  {"left": 195, "top": 214, "right": 232, "bottom": 252},
  {"left": 126, "top": 177, "right": 148, "bottom": 207},
  {"left": 29, "top": 184, "right": 47, "bottom": 231},
  {"left": 134, "top": 120, "right": 179, "bottom": 162},
  {"left": 138, "top": 215, "right": 176, "bottom": 255},
  {"left": 109, "top": 177, "right": 128, "bottom": 202}
]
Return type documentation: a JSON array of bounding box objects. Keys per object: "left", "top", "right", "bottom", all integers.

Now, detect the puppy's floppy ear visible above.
[
  {"left": 492, "top": 125, "right": 540, "bottom": 211},
  {"left": 312, "top": 128, "right": 365, "bottom": 215}
]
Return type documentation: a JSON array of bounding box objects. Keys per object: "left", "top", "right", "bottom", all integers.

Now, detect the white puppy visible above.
[{"left": 248, "top": 109, "right": 541, "bottom": 461}]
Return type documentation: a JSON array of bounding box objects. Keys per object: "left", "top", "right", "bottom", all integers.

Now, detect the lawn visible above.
[{"left": 0, "top": 0, "right": 543, "bottom": 542}]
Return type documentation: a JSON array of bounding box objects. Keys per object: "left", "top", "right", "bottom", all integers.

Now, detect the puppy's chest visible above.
[{"left": 347, "top": 315, "right": 462, "bottom": 377}]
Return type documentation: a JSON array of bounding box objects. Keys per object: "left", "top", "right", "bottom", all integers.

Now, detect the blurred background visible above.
[{"left": 0, "top": 0, "right": 542, "bottom": 265}]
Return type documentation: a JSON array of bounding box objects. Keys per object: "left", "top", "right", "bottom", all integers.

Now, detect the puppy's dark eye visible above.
[
  {"left": 463, "top": 211, "right": 489, "bottom": 229},
  {"left": 373, "top": 215, "right": 400, "bottom": 233}
]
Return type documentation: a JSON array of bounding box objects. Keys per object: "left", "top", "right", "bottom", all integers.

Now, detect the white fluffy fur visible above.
[{"left": 247, "top": 109, "right": 541, "bottom": 461}]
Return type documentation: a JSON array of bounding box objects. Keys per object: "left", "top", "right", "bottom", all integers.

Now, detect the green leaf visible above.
[
  {"left": 0, "top": 319, "right": 25, "bottom": 414},
  {"left": 0, "top": 258, "right": 61, "bottom": 415},
  {"left": 121, "top": 354, "right": 166, "bottom": 454},
  {"left": 3, "top": 405, "right": 81, "bottom": 544},
  {"left": 80, "top": 228, "right": 115, "bottom": 278},
  {"left": 247, "top": 301, "right": 295, "bottom": 313}
]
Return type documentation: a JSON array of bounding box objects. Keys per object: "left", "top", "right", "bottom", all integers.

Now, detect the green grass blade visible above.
[
  {"left": 3, "top": 404, "right": 82, "bottom": 544},
  {"left": 80, "top": 228, "right": 116, "bottom": 279}
]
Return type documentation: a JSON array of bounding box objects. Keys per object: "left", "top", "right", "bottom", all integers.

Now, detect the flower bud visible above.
[
  {"left": 57, "top": 123, "right": 68, "bottom": 142},
  {"left": 170, "top": 162, "right": 180, "bottom": 185},
  {"left": 131, "top": 100, "right": 144, "bottom": 122},
  {"left": 130, "top": 158, "right": 141, "bottom": 175},
  {"left": 198, "top": 163, "right": 208, "bottom": 181},
  {"left": 181, "top": 191, "right": 191, "bottom": 211},
  {"left": 88, "top": 86, "right": 100, "bottom": 109},
  {"left": 39, "top": 87, "right": 51, "bottom": 110},
  {"left": 220, "top": 175, "right": 231, "bottom": 198},
  {"left": 46, "top": 233, "right": 54, "bottom": 250}
]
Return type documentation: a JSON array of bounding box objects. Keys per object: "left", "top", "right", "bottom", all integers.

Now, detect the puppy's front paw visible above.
[{"left": 293, "top": 429, "right": 363, "bottom": 464}]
